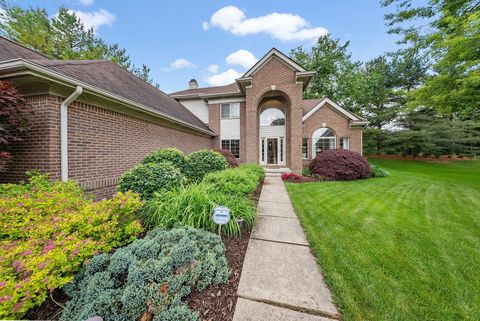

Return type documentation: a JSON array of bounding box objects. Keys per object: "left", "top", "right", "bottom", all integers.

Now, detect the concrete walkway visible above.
[{"left": 233, "top": 174, "right": 340, "bottom": 321}]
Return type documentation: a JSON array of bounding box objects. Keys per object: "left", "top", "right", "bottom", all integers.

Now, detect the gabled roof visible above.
[
  {"left": 236, "top": 48, "right": 315, "bottom": 92},
  {"left": 302, "top": 97, "right": 368, "bottom": 126},
  {"left": 0, "top": 36, "right": 214, "bottom": 135},
  {"left": 241, "top": 48, "right": 307, "bottom": 78}
]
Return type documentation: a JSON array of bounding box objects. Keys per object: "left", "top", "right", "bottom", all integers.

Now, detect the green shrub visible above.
[
  {"left": 240, "top": 163, "right": 265, "bottom": 180},
  {"left": 370, "top": 164, "right": 390, "bottom": 178},
  {"left": 183, "top": 150, "right": 228, "bottom": 182},
  {"left": 0, "top": 174, "right": 143, "bottom": 319},
  {"left": 302, "top": 167, "right": 312, "bottom": 177},
  {"left": 203, "top": 166, "right": 262, "bottom": 196},
  {"left": 142, "top": 147, "right": 186, "bottom": 169},
  {"left": 140, "top": 182, "right": 255, "bottom": 236},
  {"left": 61, "top": 226, "right": 228, "bottom": 321},
  {"left": 118, "top": 162, "right": 183, "bottom": 199}
]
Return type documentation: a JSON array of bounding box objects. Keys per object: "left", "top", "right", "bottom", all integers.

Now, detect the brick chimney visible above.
[{"left": 189, "top": 79, "right": 198, "bottom": 89}]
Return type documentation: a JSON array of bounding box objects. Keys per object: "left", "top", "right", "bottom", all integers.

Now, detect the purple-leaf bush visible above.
[{"left": 310, "top": 149, "right": 371, "bottom": 180}]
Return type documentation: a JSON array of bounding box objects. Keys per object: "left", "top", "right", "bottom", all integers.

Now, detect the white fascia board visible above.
[
  {"left": 302, "top": 98, "right": 361, "bottom": 122},
  {"left": 0, "top": 59, "right": 215, "bottom": 136}
]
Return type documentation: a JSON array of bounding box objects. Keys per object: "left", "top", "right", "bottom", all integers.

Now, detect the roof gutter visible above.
[
  {"left": 0, "top": 59, "right": 215, "bottom": 136},
  {"left": 61, "top": 86, "right": 83, "bottom": 181}
]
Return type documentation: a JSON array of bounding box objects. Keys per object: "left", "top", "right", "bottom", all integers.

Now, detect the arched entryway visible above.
[{"left": 258, "top": 93, "right": 290, "bottom": 166}]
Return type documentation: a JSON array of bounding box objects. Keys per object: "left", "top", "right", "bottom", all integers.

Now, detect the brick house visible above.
[
  {"left": 0, "top": 37, "right": 366, "bottom": 197},
  {"left": 171, "top": 48, "right": 367, "bottom": 173}
]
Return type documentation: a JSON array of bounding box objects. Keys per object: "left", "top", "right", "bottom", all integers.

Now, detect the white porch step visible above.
[{"left": 264, "top": 167, "right": 291, "bottom": 174}]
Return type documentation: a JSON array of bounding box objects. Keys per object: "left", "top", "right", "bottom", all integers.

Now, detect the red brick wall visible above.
[
  {"left": 1, "top": 94, "right": 61, "bottom": 182},
  {"left": 302, "top": 102, "right": 363, "bottom": 166},
  {"left": 2, "top": 94, "right": 213, "bottom": 198},
  {"left": 245, "top": 56, "right": 304, "bottom": 173}
]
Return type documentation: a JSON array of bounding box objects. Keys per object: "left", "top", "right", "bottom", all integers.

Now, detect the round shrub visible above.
[
  {"left": 310, "top": 149, "right": 371, "bottom": 180},
  {"left": 184, "top": 149, "right": 228, "bottom": 182},
  {"left": 215, "top": 148, "right": 238, "bottom": 167},
  {"left": 118, "top": 162, "right": 183, "bottom": 199},
  {"left": 142, "top": 147, "right": 186, "bottom": 169},
  {"left": 61, "top": 226, "right": 229, "bottom": 321}
]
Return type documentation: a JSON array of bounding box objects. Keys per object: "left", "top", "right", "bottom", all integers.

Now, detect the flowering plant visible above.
[{"left": 0, "top": 173, "right": 143, "bottom": 318}]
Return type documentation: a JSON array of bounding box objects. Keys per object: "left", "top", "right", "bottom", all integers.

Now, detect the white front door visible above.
[{"left": 260, "top": 136, "right": 285, "bottom": 165}]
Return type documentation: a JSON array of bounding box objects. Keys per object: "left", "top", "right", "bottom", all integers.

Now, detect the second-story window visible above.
[{"left": 221, "top": 103, "right": 240, "bottom": 119}]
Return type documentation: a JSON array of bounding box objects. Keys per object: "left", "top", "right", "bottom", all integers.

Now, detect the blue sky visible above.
[{"left": 13, "top": 0, "right": 400, "bottom": 92}]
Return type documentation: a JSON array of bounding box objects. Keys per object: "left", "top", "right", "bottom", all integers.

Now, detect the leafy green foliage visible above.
[
  {"left": 203, "top": 164, "right": 263, "bottom": 196},
  {"left": 0, "top": 173, "right": 143, "bottom": 319},
  {"left": 118, "top": 162, "right": 184, "bottom": 199},
  {"left": 0, "top": 3, "right": 156, "bottom": 84},
  {"left": 140, "top": 182, "right": 256, "bottom": 236},
  {"left": 183, "top": 149, "right": 228, "bottom": 182},
  {"left": 369, "top": 164, "right": 389, "bottom": 178},
  {"left": 61, "top": 226, "right": 228, "bottom": 321},
  {"left": 302, "top": 167, "right": 312, "bottom": 177},
  {"left": 142, "top": 147, "right": 186, "bottom": 169},
  {"left": 382, "top": 0, "right": 480, "bottom": 117}
]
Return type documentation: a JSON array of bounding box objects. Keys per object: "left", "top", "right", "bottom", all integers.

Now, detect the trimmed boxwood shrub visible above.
[
  {"left": 142, "top": 147, "right": 186, "bottom": 169},
  {"left": 140, "top": 182, "right": 255, "bottom": 236},
  {"left": 183, "top": 150, "right": 228, "bottom": 182},
  {"left": 118, "top": 162, "right": 183, "bottom": 199},
  {"left": 370, "top": 164, "right": 389, "bottom": 178},
  {"left": 0, "top": 173, "right": 143, "bottom": 319},
  {"left": 203, "top": 165, "right": 262, "bottom": 196},
  {"left": 215, "top": 148, "right": 238, "bottom": 167},
  {"left": 310, "top": 149, "right": 371, "bottom": 180},
  {"left": 61, "top": 226, "right": 229, "bottom": 321}
]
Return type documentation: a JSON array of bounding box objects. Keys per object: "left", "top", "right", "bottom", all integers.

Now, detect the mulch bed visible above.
[
  {"left": 25, "top": 178, "right": 264, "bottom": 321},
  {"left": 186, "top": 177, "right": 263, "bottom": 321}
]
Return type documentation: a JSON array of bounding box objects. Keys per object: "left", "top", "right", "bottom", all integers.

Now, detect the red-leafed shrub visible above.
[
  {"left": 281, "top": 172, "right": 316, "bottom": 183},
  {"left": 310, "top": 149, "right": 371, "bottom": 180},
  {"left": 215, "top": 148, "right": 239, "bottom": 167},
  {"left": 0, "top": 80, "right": 33, "bottom": 171}
]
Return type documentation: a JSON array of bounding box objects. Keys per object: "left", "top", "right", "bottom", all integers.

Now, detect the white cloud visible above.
[
  {"left": 205, "top": 69, "right": 242, "bottom": 86},
  {"left": 165, "top": 58, "right": 196, "bottom": 70},
  {"left": 207, "top": 64, "right": 219, "bottom": 73},
  {"left": 202, "top": 21, "right": 210, "bottom": 31},
  {"left": 79, "top": 0, "right": 95, "bottom": 6},
  {"left": 70, "top": 9, "right": 116, "bottom": 30},
  {"left": 0, "top": 8, "right": 6, "bottom": 24},
  {"left": 225, "top": 49, "right": 257, "bottom": 69},
  {"left": 203, "top": 6, "right": 328, "bottom": 42}
]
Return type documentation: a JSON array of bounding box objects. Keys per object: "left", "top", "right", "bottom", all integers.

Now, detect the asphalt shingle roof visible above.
[
  {"left": 170, "top": 83, "right": 240, "bottom": 96},
  {"left": 0, "top": 37, "right": 213, "bottom": 133}
]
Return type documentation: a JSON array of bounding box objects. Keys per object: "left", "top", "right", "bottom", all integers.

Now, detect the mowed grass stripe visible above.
[{"left": 287, "top": 160, "right": 480, "bottom": 321}]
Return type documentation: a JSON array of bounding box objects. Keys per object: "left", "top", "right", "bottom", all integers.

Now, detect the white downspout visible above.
[{"left": 61, "top": 86, "right": 83, "bottom": 182}]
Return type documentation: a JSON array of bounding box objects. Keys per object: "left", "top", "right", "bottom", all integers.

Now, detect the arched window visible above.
[
  {"left": 312, "top": 128, "right": 336, "bottom": 157},
  {"left": 260, "top": 108, "right": 285, "bottom": 126}
]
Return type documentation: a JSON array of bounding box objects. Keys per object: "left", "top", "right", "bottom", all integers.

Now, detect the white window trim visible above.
[
  {"left": 302, "top": 138, "right": 309, "bottom": 159},
  {"left": 340, "top": 137, "right": 350, "bottom": 150},
  {"left": 221, "top": 139, "right": 240, "bottom": 159},
  {"left": 221, "top": 102, "right": 240, "bottom": 119}
]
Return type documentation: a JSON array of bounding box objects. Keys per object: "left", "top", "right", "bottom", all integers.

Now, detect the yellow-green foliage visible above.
[{"left": 0, "top": 174, "right": 144, "bottom": 319}]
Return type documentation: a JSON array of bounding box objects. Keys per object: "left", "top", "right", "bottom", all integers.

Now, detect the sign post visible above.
[{"left": 213, "top": 205, "right": 230, "bottom": 236}]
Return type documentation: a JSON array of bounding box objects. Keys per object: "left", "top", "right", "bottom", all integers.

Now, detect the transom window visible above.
[
  {"left": 260, "top": 108, "right": 285, "bottom": 126},
  {"left": 221, "top": 103, "right": 240, "bottom": 119},
  {"left": 312, "top": 128, "right": 336, "bottom": 157},
  {"left": 221, "top": 139, "right": 240, "bottom": 158}
]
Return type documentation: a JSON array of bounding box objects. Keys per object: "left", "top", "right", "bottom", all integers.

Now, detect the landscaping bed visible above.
[
  {"left": 187, "top": 177, "right": 263, "bottom": 321},
  {"left": 8, "top": 149, "right": 265, "bottom": 320}
]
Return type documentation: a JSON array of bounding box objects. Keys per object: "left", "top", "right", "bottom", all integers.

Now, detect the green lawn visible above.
[{"left": 286, "top": 159, "right": 480, "bottom": 321}]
